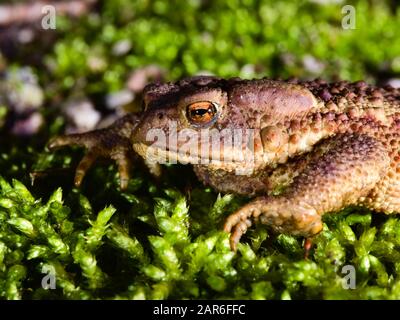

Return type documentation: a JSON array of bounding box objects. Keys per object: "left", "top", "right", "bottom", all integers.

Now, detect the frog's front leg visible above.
[
  {"left": 48, "top": 114, "right": 141, "bottom": 189},
  {"left": 224, "top": 133, "right": 390, "bottom": 251}
]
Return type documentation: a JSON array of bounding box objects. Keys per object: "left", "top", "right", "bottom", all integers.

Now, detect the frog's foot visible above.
[
  {"left": 223, "top": 202, "right": 259, "bottom": 252},
  {"left": 223, "top": 197, "right": 322, "bottom": 251},
  {"left": 224, "top": 133, "right": 390, "bottom": 252},
  {"left": 48, "top": 130, "right": 134, "bottom": 189},
  {"left": 48, "top": 114, "right": 140, "bottom": 190}
]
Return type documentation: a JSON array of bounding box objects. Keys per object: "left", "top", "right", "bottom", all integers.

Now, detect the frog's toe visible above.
[
  {"left": 229, "top": 218, "right": 252, "bottom": 252},
  {"left": 49, "top": 131, "right": 105, "bottom": 151},
  {"left": 224, "top": 204, "right": 260, "bottom": 232},
  {"left": 303, "top": 238, "right": 313, "bottom": 260},
  {"left": 74, "top": 151, "right": 99, "bottom": 187},
  {"left": 113, "top": 154, "right": 132, "bottom": 190},
  {"left": 48, "top": 134, "right": 79, "bottom": 149}
]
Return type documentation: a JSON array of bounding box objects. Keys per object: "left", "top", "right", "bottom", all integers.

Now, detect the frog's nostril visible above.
[{"left": 157, "top": 113, "right": 164, "bottom": 120}]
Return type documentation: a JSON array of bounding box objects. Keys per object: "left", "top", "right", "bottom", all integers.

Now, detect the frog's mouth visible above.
[{"left": 132, "top": 141, "right": 261, "bottom": 173}]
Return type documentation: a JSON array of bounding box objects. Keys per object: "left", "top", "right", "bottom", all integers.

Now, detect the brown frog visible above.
[{"left": 48, "top": 76, "right": 400, "bottom": 251}]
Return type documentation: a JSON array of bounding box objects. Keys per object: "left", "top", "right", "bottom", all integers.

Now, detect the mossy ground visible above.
[{"left": 0, "top": 0, "right": 399, "bottom": 299}]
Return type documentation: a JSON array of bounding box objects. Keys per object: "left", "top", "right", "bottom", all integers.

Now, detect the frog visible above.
[{"left": 48, "top": 75, "right": 400, "bottom": 252}]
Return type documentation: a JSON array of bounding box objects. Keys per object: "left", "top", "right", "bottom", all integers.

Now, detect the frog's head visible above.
[{"left": 132, "top": 76, "right": 317, "bottom": 174}]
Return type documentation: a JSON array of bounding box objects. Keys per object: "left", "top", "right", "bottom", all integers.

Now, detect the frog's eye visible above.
[{"left": 186, "top": 101, "right": 218, "bottom": 126}]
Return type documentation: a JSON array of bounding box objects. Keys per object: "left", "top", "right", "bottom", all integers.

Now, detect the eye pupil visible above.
[
  {"left": 193, "top": 109, "right": 207, "bottom": 116},
  {"left": 186, "top": 101, "right": 218, "bottom": 125}
]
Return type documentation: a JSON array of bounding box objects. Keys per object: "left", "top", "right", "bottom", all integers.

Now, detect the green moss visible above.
[
  {"left": 0, "top": 173, "right": 400, "bottom": 299},
  {"left": 40, "top": 0, "right": 400, "bottom": 97},
  {"left": 0, "top": 0, "right": 399, "bottom": 299}
]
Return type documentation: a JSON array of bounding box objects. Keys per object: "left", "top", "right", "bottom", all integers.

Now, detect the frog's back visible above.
[{"left": 296, "top": 79, "right": 400, "bottom": 118}]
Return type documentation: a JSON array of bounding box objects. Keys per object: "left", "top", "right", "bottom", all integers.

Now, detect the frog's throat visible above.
[{"left": 132, "top": 142, "right": 262, "bottom": 173}]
